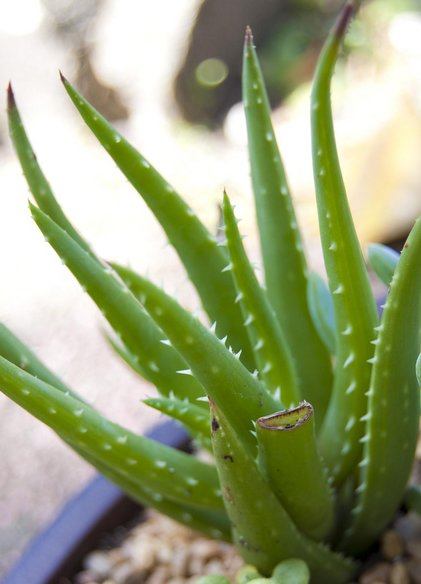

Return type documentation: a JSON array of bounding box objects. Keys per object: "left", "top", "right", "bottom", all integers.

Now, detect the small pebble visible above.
[
  {"left": 84, "top": 551, "right": 115, "bottom": 578},
  {"left": 406, "top": 558, "right": 421, "bottom": 583},
  {"left": 390, "top": 562, "right": 410, "bottom": 584},
  {"left": 360, "top": 562, "right": 391, "bottom": 584},
  {"left": 382, "top": 530, "right": 404, "bottom": 559},
  {"left": 407, "top": 538, "right": 421, "bottom": 560}
]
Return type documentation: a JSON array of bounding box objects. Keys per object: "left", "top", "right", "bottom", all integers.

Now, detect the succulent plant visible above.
[
  {"left": 198, "top": 559, "right": 310, "bottom": 584},
  {"left": 2, "top": 2, "right": 420, "bottom": 582}
]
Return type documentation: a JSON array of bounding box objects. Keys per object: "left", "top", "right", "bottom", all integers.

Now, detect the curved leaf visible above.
[
  {"left": 340, "top": 219, "right": 421, "bottom": 554},
  {"left": 311, "top": 1, "right": 379, "bottom": 484},
  {"left": 307, "top": 272, "right": 336, "bottom": 355},
  {"left": 368, "top": 243, "right": 399, "bottom": 287},
  {"left": 0, "top": 356, "right": 223, "bottom": 511}
]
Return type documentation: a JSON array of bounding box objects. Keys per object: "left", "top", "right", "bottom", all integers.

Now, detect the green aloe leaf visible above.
[
  {"left": 60, "top": 74, "right": 254, "bottom": 371},
  {"left": 30, "top": 204, "right": 204, "bottom": 404},
  {"left": 144, "top": 396, "right": 212, "bottom": 449},
  {"left": 210, "top": 401, "right": 356, "bottom": 583},
  {"left": 311, "top": 1, "right": 379, "bottom": 485},
  {"left": 0, "top": 356, "right": 222, "bottom": 511},
  {"left": 307, "top": 272, "right": 336, "bottom": 355},
  {"left": 222, "top": 193, "right": 300, "bottom": 407},
  {"left": 243, "top": 28, "right": 332, "bottom": 421},
  {"left": 104, "top": 330, "right": 147, "bottom": 378},
  {"left": 7, "top": 85, "right": 92, "bottom": 255},
  {"left": 256, "top": 403, "right": 335, "bottom": 541},
  {"left": 70, "top": 441, "right": 230, "bottom": 539},
  {"left": 340, "top": 218, "right": 421, "bottom": 555},
  {"left": 0, "top": 323, "right": 79, "bottom": 399},
  {"left": 109, "top": 265, "right": 280, "bottom": 454},
  {"left": 8, "top": 88, "right": 204, "bottom": 404},
  {"left": 368, "top": 243, "right": 399, "bottom": 287}
]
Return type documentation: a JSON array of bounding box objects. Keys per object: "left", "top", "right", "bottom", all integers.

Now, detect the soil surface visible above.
[
  {"left": 74, "top": 509, "right": 421, "bottom": 584},
  {"left": 74, "top": 512, "right": 243, "bottom": 584}
]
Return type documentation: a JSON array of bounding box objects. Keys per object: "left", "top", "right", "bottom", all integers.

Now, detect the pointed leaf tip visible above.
[
  {"left": 7, "top": 82, "right": 15, "bottom": 111},
  {"left": 59, "top": 70, "right": 68, "bottom": 85},
  {"left": 334, "top": 1, "right": 356, "bottom": 39},
  {"left": 244, "top": 25, "right": 253, "bottom": 46}
]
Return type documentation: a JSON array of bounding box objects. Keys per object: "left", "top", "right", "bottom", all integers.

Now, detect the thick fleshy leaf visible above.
[
  {"left": 0, "top": 323, "right": 78, "bottom": 399},
  {"left": 110, "top": 265, "right": 280, "bottom": 454},
  {"left": 30, "top": 205, "right": 203, "bottom": 404},
  {"left": 311, "top": 1, "right": 379, "bottom": 484},
  {"left": 256, "top": 403, "right": 334, "bottom": 541},
  {"left": 368, "top": 243, "right": 399, "bottom": 287},
  {"left": 0, "top": 356, "right": 222, "bottom": 511},
  {"left": 60, "top": 74, "right": 254, "bottom": 370},
  {"left": 222, "top": 194, "right": 299, "bottom": 407},
  {"left": 307, "top": 273, "right": 336, "bottom": 355},
  {"left": 104, "top": 330, "right": 147, "bottom": 377},
  {"left": 340, "top": 218, "right": 421, "bottom": 554},
  {"left": 144, "top": 396, "right": 212, "bottom": 450},
  {"left": 210, "top": 401, "right": 356, "bottom": 582},
  {"left": 7, "top": 85, "right": 92, "bottom": 255},
  {"left": 70, "top": 441, "right": 230, "bottom": 539},
  {"left": 243, "top": 28, "right": 332, "bottom": 420}
]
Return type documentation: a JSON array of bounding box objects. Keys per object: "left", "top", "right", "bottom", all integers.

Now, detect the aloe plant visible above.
[{"left": 2, "top": 2, "right": 420, "bottom": 582}]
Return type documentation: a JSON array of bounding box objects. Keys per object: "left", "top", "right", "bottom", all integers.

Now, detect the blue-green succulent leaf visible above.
[
  {"left": 307, "top": 272, "right": 336, "bottom": 355},
  {"left": 368, "top": 243, "right": 399, "bottom": 287}
]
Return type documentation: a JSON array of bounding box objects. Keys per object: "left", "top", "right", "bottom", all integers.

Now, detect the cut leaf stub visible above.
[
  {"left": 256, "top": 402, "right": 335, "bottom": 542},
  {"left": 257, "top": 402, "right": 313, "bottom": 431}
]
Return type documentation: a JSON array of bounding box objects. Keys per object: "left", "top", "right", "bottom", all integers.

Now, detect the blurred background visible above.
[{"left": 0, "top": 0, "right": 421, "bottom": 575}]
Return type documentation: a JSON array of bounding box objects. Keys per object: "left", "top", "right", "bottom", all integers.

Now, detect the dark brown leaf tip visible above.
[
  {"left": 7, "top": 82, "right": 16, "bottom": 111},
  {"left": 334, "top": 1, "right": 355, "bottom": 40},
  {"left": 244, "top": 26, "right": 254, "bottom": 46},
  {"left": 58, "top": 70, "right": 68, "bottom": 85}
]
